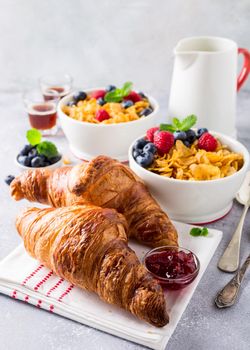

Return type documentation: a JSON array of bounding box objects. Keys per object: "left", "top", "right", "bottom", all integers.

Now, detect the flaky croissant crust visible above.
[
  {"left": 11, "top": 155, "right": 178, "bottom": 248},
  {"left": 16, "top": 205, "right": 169, "bottom": 327}
]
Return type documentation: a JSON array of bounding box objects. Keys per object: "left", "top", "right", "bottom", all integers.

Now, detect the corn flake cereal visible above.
[
  {"left": 148, "top": 140, "right": 243, "bottom": 181},
  {"left": 62, "top": 97, "right": 151, "bottom": 124}
]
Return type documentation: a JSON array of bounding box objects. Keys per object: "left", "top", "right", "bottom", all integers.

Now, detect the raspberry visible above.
[
  {"left": 146, "top": 127, "right": 159, "bottom": 142},
  {"left": 198, "top": 132, "right": 217, "bottom": 151},
  {"left": 95, "top": 109, "right": 110, "bottom": 122},
  {"left": 124, "top": 91, "right": 142, "bottom": 103},
  {"left": 154, "top": 131, "right": 174, "bottom": 155},
  {"left": 91, "top": 90, "right": 106, "bottom": 100}
]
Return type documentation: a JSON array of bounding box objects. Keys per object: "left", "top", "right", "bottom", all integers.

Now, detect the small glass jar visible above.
[
  {"left": 23, "top": 89, "right": 59, "bottom": 136},
  {"left": 143, "top": 246, "right": 200, "bottom": 290},
  {"left": 39, "top": 74, "right": 73, "bottom": 100}
]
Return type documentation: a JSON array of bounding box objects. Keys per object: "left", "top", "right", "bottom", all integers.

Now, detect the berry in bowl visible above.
[
  {"left": 58, "top": 82, "right": 159, "bottom": 161},
  {"left": 129, "top": 116, "right": 249, "bottom": 223},
  {"left": 16, "top": 129, "right": 62, "bottom": 171},
  {"left": 143, "top": 246, "right": 200, "bottom": 290}
]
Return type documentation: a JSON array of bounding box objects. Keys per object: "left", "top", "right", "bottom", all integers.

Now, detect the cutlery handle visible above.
[
  {"left": 215, "top": 254, "right": 250, "bottom": 308},
  {"left": 217, "top": 204, "right": 249, "bottom": 272}
]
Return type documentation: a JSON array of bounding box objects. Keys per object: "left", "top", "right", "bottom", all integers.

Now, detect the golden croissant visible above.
[
  {"left": 16, "top": 205, "right": 169, "bottom": 327},
  {"left": 11, "top": 155, "right": 178, "bottom": 248}
]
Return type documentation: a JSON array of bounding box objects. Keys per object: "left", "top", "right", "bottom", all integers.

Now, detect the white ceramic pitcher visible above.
[{"left": 168, "top": 37, "right": 250, "bottom": 136}]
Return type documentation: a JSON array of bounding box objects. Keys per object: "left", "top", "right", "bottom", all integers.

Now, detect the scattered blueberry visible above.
[
  {"left": 73, "top": 91, "right": 87, "bottom": 103},
  {"left": 183, "top": 140, "right": 191, "bottom": 147},
  {"left": 133, "top": 149, "right": 142, "bottom": 159},
  {"left": 133, "top": 138, "right": 150, "bottom": 151},
  {"left": 197, "top": 128, "right": 208, "bottom": 138},
  {"left": 49, "top": 155, "right": 61, "bottom": 165},
  {"left": 186, "top": 129, "right": 197, "bottom": 143},
  {"left": 19, "top": 144, "right": 33, "bottom": 156},
  {"left": 174, "top": 131, "right": 187, "bottom": 142},
  {"left": 97, "top": 97, "right": 106, "bottom": 106},
  {"left": 139, "top": 108, "right": 153, "bottom": 117},
  {"left": 67, "top": 101, "right": 76, "bottom": 107},
  {"left": 138, "top": 91, "right": 147, "bottom": 99},
  {"left": 136, "top": 152, "right": 154, "bottom": 168},
  {"left": 31, "top": 156, "right": 44, "bottom": 168},
  {"left": 106, "top": 85, "right": 116, "bottom": 92},
  {"left": 121, "top": 100, "right": 134, "bottom": 108},
  {"left": 5, "top": 175, "right": 15, "bottom": 186},
  {"left": 143, "top": 142, "right": 157, "bottom": 155},
  {"left": 18, "top": 155, "right": 31, "bottom": 167}
]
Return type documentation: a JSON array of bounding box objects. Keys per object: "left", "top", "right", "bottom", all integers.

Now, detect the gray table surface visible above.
[{"left": 0, "top": 91, "right": 250, "bottom": 350}]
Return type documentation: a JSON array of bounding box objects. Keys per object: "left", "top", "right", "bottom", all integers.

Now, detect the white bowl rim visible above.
[
  {"left": 15, "top": 154, "right": 63, "bottom": 171},
  {"left": 129, "top": 130, "right": 250, "bottom": 184},
  {"left": 57, "top": 87, "right": 159, "bottom": 128}
]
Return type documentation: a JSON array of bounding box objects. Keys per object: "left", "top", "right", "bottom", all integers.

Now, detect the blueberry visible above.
[
  {"left": 174, "top": 131, "right": 187, "bottom": 142},
  {"left": 133, "top": 149, "right": 142, "bottom": 159},
  {"left": 43, "top": 161, "right": 51, "bottom": 167},
  {"left": 49, "top": 155, "right": 61, "bottom": 164},
  {"left": 97, "top": 97, "right": 106, "bottom": 106},
  {"left": 73, "top": 91, "right": 87, "bottom": 103},
  {"left": 143, "top": 142, "right": 157, "bottom": 155},
  {"left": 136, "top": 152, "right": 154, "bottom": 168},
  {"left": 18, "top": 155, "right": 31, "bottom": 167},
  {"left": 106, "top": 85, "right": 116, "bottom": 92},
  {"left": 183, "top": 140, "right": 191, "bottom": 147},
  {"left": 67, "top": 101, "right": 76, "bottom": 107},
  {"left": 28, "top": 147, "right": 38, "bottom": 157},
  {"left": 139, "top": 108, "right": 153, "bottom": 117},
  {"left": 121, "top": 100, "right": 133, "bottom": 108},
  {"left": 31, "top": 156, "right": 45, "bottom": 168},
  {"left": 186, "top": 129, "right": 197, "bottom": 143},
  {"left": 133, "top": 138, "right": 149, "bottom": 151},
  {"left": 138, "top": 91, "right": 147, "bottom": 99},
  {"left": 197, "top": 128, "right": 208, "bottom": 138},
  {"left": 19, "top": 144, "right": 33, "bottom": 156},
  {"left": 5, "top": 175, "right": 15, "bottom": 186}
]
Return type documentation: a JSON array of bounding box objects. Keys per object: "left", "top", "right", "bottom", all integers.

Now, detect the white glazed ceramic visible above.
[
  {"left": 15, "top": 156, "right": 63, "bottom": 172},
  {"left": 129, "top": 132, "right": 249, "bottom": 224},
  {"left": 168, "top": 37, "right": 247, "bottom": 137},
  {"left": 58, "top": 89, "right": 159, "bottom": 161}
]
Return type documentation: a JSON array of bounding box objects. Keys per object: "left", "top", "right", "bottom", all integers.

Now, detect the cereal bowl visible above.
[
  {"left": 129, "top": 131, "right": 249, "bottom": 223},
  {"left": 58, "top": 88, "right": 159, "bottom": 161}
]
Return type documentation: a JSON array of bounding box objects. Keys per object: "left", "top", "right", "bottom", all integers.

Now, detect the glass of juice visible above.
[
  {"left": 39, "top": 74, "right": 73, "bottom": 101},
  {"left": 23, "top": 89, "right": 59, "bottom": 136}
]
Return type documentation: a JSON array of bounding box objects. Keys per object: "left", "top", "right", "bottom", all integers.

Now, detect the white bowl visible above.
[
  {"left": 129, "top": 131, "right": 249, "bottom": 224},
  {"left": 15, "top": 155, "right": 63, "bottom": 172},
  {"left": 57, "top": 88, "right": 160, "bottom": 161}
]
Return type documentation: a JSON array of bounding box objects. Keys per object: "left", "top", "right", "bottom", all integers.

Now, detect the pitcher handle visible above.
[{"left": 237, "top": 48, "right": 250, "bottom": 91}]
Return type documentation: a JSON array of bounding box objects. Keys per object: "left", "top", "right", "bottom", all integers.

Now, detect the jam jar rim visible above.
[{"left": 142, "top": 245, "right": 200, "bottom": 283}]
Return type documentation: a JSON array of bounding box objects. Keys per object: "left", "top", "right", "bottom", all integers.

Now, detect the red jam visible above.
[{"left": 145, "top": 249, "right": 198, "bottom": 290}]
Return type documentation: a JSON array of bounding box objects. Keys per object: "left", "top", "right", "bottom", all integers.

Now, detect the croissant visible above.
[
  {"left": 16, "top": 205, "right": 169, "bottom": 327},
  {"left": 11, "top": 156, "right": 178, "bottom": 248}
]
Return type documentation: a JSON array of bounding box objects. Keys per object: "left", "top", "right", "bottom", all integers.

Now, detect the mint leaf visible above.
[
  {"left": 26, "top": 129, "right": 42, "bottom": 146},
  {"left": 190, "top": 227, "right": 208, "bottom": 237},
  {"left": 179, "top": 115, "right": 197, "bottom": 131},
  {"left": 160, "top": 124, "right": 176, "bottom": 133},
  {"left": 104, "top": 91, "right": 123, "bottom": 103},
  {"left": 104, "top": 82, "right": 133, "bottom": 102},
  {"left": 201, "top": 227, "right": 209, "bottom": 236},
  {"left": 172, "top": 118, "right": 182, "bottom": 130},
  {"left": 37, "top": 141, "right": 59, "bottom": 158},
  {"left": 122, "top": 81, "right": 133, "bottom": 96}
]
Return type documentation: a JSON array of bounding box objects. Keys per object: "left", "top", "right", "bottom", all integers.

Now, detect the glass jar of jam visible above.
[{"left": 143, "top": 246, "right": 200, "bottom": 290}]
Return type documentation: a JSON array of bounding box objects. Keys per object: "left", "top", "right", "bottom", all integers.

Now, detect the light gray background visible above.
[{"left": 0, "top": 1, "right": 250, "bottom": 350}]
